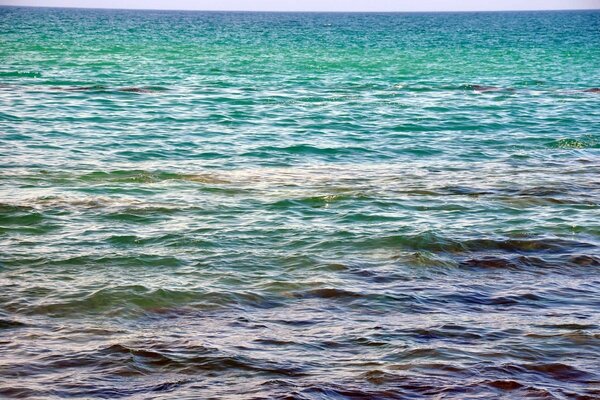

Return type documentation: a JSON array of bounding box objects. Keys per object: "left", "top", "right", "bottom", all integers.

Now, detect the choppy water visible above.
[{"left": 1, "top": 7, "right": 600, "bottom": 399}]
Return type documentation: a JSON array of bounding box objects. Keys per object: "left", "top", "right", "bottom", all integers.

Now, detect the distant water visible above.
[{"left": 1, "top": 7, "right": 600, "bottom": 399}]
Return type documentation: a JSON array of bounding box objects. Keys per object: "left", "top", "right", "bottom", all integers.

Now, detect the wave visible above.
[
  {"left": 3, "top": 169, "right": 230, "bottom": 186},
  {"left": 0, "top": 197, "right": 178, "bottom": 214},
  {"left": 48, "top": 85, "right": 170, "bottom": 94},
  {"left": 78, "top": 170, "right": 229, "bottom": 184},
  {"left": 0, "top": 82, "right": 170, "bottom": 94},
  {"left": 23, "top": 284, "right": 282, "bottom": 317},
  {"left": 245, "top": 144, "right": 373, "bottom": 157},
  {"left": 0, "top": 318, "right": 26, "bottom": 329},
  {"left": 39, "top": 341, "right": 306, "bottom": 377},
  {"left": 356, "top": 232, "right": 596, "bottom": 254},
  {"left": 487, "top": 362, "right": 594, "bottom": 383},
  {"left": 0, "top": 71, "right": 42, "bottom": 78},
  {"left": 270, "top": 193, "right": 372, "bottom": 209}
]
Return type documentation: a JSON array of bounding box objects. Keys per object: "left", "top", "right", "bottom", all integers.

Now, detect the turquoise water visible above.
[{"left": 1, "top": 7, "right": 600, "bottom": 399}]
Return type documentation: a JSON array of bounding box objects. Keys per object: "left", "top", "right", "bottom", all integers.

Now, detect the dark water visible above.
[{"left": 1, "top": 7, "right": 600, "bottom": 399}]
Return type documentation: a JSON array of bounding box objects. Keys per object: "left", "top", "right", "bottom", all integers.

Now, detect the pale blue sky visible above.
[{"left": 1, "top": 0, "right": 599, "bottom": 11}]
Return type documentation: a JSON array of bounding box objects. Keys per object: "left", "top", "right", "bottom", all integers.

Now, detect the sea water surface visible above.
[{"left": 1, "top": 7, "right": 600, "bottom": 399}]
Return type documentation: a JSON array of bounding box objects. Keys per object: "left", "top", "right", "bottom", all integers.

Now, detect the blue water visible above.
[{"left": 0, "top": 7, "right": 599, "bottom": 399}]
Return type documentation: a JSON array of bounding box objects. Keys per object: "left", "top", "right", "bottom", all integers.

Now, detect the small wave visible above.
[
  {"left": 460, "top": 256, "right": 524, "bottom": 269},
  {"left": 31, "top": 285, "right": 197, "bottom": 316},
  {"left": 0, "top": 71, "right": 41, "bottom": 78},
  {"left": 569, "top": 254, "right": 600, "bottom": 267},
  {"left": 253, "top": 338, "right": 297, "bottom": 346},
  {"left": 0, "top": 111, "right": 21, "bottom": 121},
  {"left": 467, "top": 84, "right": 515, "bottom": 93},
  {"left": 362, "top": 369, "right": 404, "bottom": 385},
  {"left": 95, "top": 343, "right": 305, "bottom": 376},
  {"left": 484, "top": 362, "right": 595, "bottom": 383},
  {"left": 28, "top": 347, "right": 192, "bottom": 396},
  {"left": 406, "top": 326, "right": 483, "bottom": 341},
  {"left": 433, "top": 183, "right": 600, "bottom": 206},
  {"left": 46, "top": 85, "right": 169, "bottom": 94},
  {"left": 79, "top": 170, "right": 228, "bottom": 184},
  {"left": 26, "top": 283, "right": 282, "bottom": 317},
  {"left": 441, "top": 291, "right": 543, "bottom": 307},
  {"left": 271, "top": 193, "right": 369, "bottom": 209},
  {"left": 393, "top": 83, "right": 515, "bottom": 93},
  {"left": 0, "top": 204, "right": 46, "bottom": 225},
  {"left": 296, "top": 382, "right": 411, "bottom": 399},
  {"left": 298, "top": 288, "right": 363, "bottom": 299},
  {"left": 526, "top": 330, "right": 600, "bottom": 345},
  {"left": 2, "top": 192, "right": 218, "bottom": 214},
  {"left": 535, "top": 323, "right": 597, "bottom": 330},
  {"left": 50, "top": 84, "right": 107, "bottom": 92},
  {"left": 359, "top": 233, "right": 595, "bottom": 256},
  {"left": 523, "top": 363, "right": 594, "bottom": 382},
  {"left": 0, "top": 387, "right": 40, "bottom": 398},
  {"left": 0, "top": 318, "right": 26, "bottom": 329},
  {"left": 461, "top": 237, "right": 594, "bottom": 254},
  {"left": 116, "top": 86, "right": 169, "bottom": 94},
  {"left": 250, "top": 144, "right": 370, "bottom": 157},
  {"left": 484, "top": 380, "right": 524, "bottom": 390}
]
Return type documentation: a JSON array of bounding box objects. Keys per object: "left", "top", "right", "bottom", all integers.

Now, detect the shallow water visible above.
[{"left": 1, "top": 7, "right": 600, "bottom": 399}]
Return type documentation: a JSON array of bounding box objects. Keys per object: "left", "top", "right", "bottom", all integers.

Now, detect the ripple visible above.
[{"left": 0, "top": 318, "right": 27, "bottom": 329}]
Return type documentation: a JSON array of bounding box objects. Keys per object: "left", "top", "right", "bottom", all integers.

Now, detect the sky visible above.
[{"left": 1, "top": 0, "right": 599, "bottom": 12}]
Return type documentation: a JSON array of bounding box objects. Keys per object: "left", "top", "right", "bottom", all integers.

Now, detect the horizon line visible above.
[{"left": 1, "top": 4, "right": 599, "bottom": 13}]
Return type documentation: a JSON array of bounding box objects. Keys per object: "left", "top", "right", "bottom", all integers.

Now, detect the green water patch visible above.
[
  {"left": 78, "top": 170, "right": 229, "bottom": 184},
  {"left": 270, "top": 193, "right": 372, "bottom": 209},
  {"left": 105, "top": 234, "right": 143, "bottom": 246},
  {"left": 50, "top": 254, "right": 184, "bottom": 269},
  {"left": 549, "top": 137, "right": 599, "bottom": 149},
  {"left": 0, "top": 205, "right": 58, "bottom": 235},
  {"left": 28, "top": 285, "right": 283, "bottom": 317},
  {"left": 105, "top": 233, "right": 218, "bottom": 249},
  {"left": 0, "top": 71, "right": 42, "bottom": 78},
  {"left": 339, "top": 212, "right": 406, "bottom": 223},
  {"left": 31, "top": 285, "right": 199, "bottom": 317},
  {"left": 0, "top": 223, "right": 59, "bottom": 235},
  {"left": 101, "top": 212, "right": 168, "bottom": 224},
  {"left": 392, "top": 251, "right": 457, "bottom": 268}
]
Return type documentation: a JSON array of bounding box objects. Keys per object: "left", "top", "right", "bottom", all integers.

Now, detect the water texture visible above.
[{"left": 1, "top": 7, "right": 600, "bottom": 399}]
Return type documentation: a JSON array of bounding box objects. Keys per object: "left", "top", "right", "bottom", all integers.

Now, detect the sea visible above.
[{"left": 0, "top": 6, "right": 599, "bottom": 399}]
